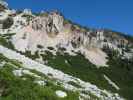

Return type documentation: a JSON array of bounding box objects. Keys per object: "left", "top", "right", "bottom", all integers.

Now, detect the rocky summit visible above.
[{"left": 0, "top": 1, "right": 133, "bottom": 100}]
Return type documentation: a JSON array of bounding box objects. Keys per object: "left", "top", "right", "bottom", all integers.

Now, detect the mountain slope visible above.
[
  {"left": 0, "top": 43, "right": 124, "bottom": 100},
  {"left": 0, "top": 1, "right": 133, "bottom": 100}
]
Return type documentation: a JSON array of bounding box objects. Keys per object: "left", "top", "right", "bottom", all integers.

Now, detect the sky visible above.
[{"left": 5, "top": 0, "right": 133, "bottom": 35}]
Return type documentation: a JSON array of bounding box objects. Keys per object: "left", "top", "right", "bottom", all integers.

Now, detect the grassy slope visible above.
[
  {"left": 0, "top": 33, "right": 133, "bottom": 99},
  {"left": 0, "top": 54, "right": 79, "bottom": 100},
  {"left": 39, "top": 49, "right": 133, "bottom": 100}
]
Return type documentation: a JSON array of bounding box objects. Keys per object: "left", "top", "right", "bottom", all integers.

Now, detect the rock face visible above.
[
  {"left": 31, "top": 12, "right": 64, "bottom": 36},
  {"left": 0, "top": 3, "right": 132, "bottom": 66},
  {"left": 0, "top": 7, "right": 129, "bottom": 51}
]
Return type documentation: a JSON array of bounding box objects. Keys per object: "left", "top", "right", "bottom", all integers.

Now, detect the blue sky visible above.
[{"left": 6, "top": 0, "right": 133, "bottom": 35}]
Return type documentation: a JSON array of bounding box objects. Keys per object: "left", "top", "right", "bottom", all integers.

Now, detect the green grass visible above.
[
  {"left": 0, "top": 54, "right": 80, "bottom": 100},
  {"left": 40, "top": 51, "right": 116, "bottom": 92},
  {"left": 12, "top": 47, "right": 133, "bottom": 99},
  {"left": 100, "top": 54, "right": 133, "bottom": 100},
  {"left": 39, "top": 50, "right": 133, "bottom": 100}
]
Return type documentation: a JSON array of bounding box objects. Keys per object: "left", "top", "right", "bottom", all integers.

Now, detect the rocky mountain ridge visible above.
[
  {"left": 0, "top": 1, "right": 132, "bottom": 67},
  {"left": 0, "top": 1, "right": 133, "bottom": 100}
]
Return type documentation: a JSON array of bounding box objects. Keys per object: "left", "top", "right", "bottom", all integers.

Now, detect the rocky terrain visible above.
[{"left": 0, "top": 1, "right": 133, "bottom": 100}]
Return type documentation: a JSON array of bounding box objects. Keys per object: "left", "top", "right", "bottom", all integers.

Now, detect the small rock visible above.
[
  {"left": 55, "top": 90, "right": 67, "bottom": 98},
  {"left": 13, "top": 69, "right": 23, "bottom": 76}
]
